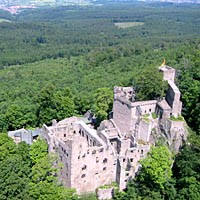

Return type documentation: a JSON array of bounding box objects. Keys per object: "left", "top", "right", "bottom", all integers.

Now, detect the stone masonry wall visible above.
[
  {"left": 70, "top": 136, "right": 116, "bottom": 193},
  {"left": 166, "top": 81, "right": 182, "bottom": 117},
  {"left": 137, "top": 119, "right": 152, "bottom": 143},
  {"left": 113, "top": 99, "right": 132, "bottom": 134}
]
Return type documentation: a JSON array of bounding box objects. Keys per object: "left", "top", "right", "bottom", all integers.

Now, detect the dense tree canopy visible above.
[
  {"left": 0, "top": 134, "right": 76, "bottom": 200},
  {"left": 139, "top": 146, "right": 173, "bottom": 189},
  {"left": 0, "top": 2, "right": 199, "bottom": 199},
  {"left": 0, "top": 154, "right": 31, "bottom": 200},
  {"left": 129, "top": 66, "right": 167, "bottom": 100},
  {"left": 30, "top": 137, "right": 48, "bottom": 164},
  {"left": 177, "top": 63, "right": 200, "bottom": 133},
  {"left": 0, "top": 133, "right": 16, "bottom": 161},
  {"left": 92, "top": 87, "right": 113, "bottom": 124},
  {"left": 172, "top": 133, "right": 200, "bottom": 200},
  {"left": 36, "top": 84, "right": 75, "bottom": 126},
  {"left": 0, "top": 3, "right": 199, "bottom": 132}
]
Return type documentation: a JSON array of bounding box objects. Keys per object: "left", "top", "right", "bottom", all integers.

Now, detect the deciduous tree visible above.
[
  {"left": 92, "top": 87, "right": 113, "bottom": 124},
  {"left": 139, "top": 146, "right": 173, "bottom": 189}
]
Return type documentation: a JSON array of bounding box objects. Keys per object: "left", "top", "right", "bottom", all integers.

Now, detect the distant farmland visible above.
[
  {"left": 0, "top": 18, "right": 11, "bottom": 23},
  {"left": 114, "top": 22, "right": 144, "bottom": 29}
]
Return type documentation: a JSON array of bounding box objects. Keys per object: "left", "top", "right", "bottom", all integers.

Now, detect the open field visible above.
[
  {"left": 0, "top": 18, "right": 11, "bottom": 23},
  {"left": 114, "top": 22, "right": 144, "bottom": 29}
]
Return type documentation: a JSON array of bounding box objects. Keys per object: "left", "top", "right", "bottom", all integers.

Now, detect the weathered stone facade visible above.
[{"left": 41, "top": 64, "right": 187, "bottom": 195}]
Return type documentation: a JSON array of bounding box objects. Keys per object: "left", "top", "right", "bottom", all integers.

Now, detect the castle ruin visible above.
[{"left": 41, "top": 64, "right": 187, "bottom": 195}]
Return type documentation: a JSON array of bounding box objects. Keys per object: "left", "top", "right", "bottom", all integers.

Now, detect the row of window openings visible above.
[
  {"left": 79, "top": 130, "right": 97, "bottom": 146},
  {"left": 121, "top": 102, "right": 153, "bottom": 113},
  {"left": 130, "top": 149, "right": 143, "bottom": 154},
  {"left": 79, "top": 156, "right": 108, "bottom": 165},
  {"left": 81, "top": 167, "right": 107, "bottom": 178},
  {"left": 90, "top": 148, "right": 103, "bottom": 154},
  {"left": 63, "top": 130, "right": 76, "bottom": 138},
  {"left": 60, "top": 155, "right": 69, "bottom": 161},
  {"left": 144, "top": 108, "right": 152, "bottom": 113},
  {"left": 123, "top": 158, "right": 134, "bottom": 163},
  {"left": 80, "top": 147, "right": 103, "bottom": 154},
  {"left": 61, "top": 170, "right": 69, "bottom": 177},
  {"left": 60, "top": 147, "right": 69, "bottom": 157},
  {"left": 123, "top": 158, "right": 133, "bottom": 162},
  {"left": 96, "top": 157, "right": 108, "bottom": 164},
  {"left": 78, "top": 149, "right": 104, "bottom": 160},
  {"left": 123, "top": 152, "right": 143, "bottom": 163}
]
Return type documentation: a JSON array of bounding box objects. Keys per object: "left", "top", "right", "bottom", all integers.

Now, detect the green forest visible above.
[{"left": 0, "top": 1, "right": 199, "bottom": 199}]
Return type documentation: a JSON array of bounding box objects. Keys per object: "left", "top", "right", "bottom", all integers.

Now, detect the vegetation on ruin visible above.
[
  {"left": 142, "top": 114, "right": 150, "bottom": 118},
  {"left": 170, "top": 115, "right": 184, "bottom": 121},
  {"left": 152, "top": 112, "right": 158, "bottom": 119},
  {"left": 78, "top": 192, "right": 97, "bottom": 200},
  {"left": 137, "top": 139, "right": 148, "bottom": 145},
  {"left": 98, "top": 182, "right": 118, "bottom": 189},
  {"left": 142, "top": 117, "right": 150, "bottom": 123},
  {"left": 0, "top": 1, "right": 199, "bottom": 199}
]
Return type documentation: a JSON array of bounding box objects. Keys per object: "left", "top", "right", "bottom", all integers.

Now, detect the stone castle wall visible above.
[
  {"left": 70, "top": 141, "right": 116, "bottom": 193},
  {"left": 137, "top": 119, "right": 152, "bottom": 142},
  {"left": 166, "top": 81, "right": 182, "bottom": 117},
  {"left": 113, "top": 98, "right": 132, "bottom": 134}
]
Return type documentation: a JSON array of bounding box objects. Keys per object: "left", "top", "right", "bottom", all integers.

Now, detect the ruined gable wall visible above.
[
  {"left": 166, "top": 84, "right": 176, "bottom": 108},
  {"left": 137, "top": 119, "right": 152, "bottom": 142},
  {"left": 113, "top": 99, "right": 132, "bottom": 134},
  {"left": 116, "top": 139, "right": 150, "bottom": 190},
  {"left": 133, "top": 100, "right": 157, "bottom": 115},
  {"left": 155, "top": 103, "right": 171, "bottom": 121},
  {"left": 166, "top": 81, "right": 182, "bottom": 117},
  {"left": 131, "top": 101, "right": 157, "bottom": 139},
  {"left": 97, "top": 130, "right": 111, "bottom": 146},
  {"left": 164, "top": 119, "right": 187, "bottom": 152},
  {"left": 117, "top": 139, "right": 135, "bottom": 190},
  {"left": 41, "top": 125, "right": 56, "bottom": 152},
  {"left": 58, "top": 139, "right": 73, "bottom": 188}
]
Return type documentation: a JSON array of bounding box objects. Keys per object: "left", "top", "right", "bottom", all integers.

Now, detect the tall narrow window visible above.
[
  {"left": 103, "top": 158, "right": 108, "bottom": 164},
  {"left": 81, "top": 174, "right": 86, "bottom": 178},
  {"left": 82, "top": 165, "right": 87, "bottom": 170}
]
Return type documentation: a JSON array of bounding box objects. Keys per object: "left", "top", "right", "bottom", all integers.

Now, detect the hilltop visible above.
[
  {"left": 139, "top": 0, "right": 200, "bottom": 4},
  {"left": 0, "top": 0, "right": 200, "bottom": 14},
  {"left": 0, "top": 0, "right": 91, "bottom": 13},
  {"left": 0, "top": 0, "right": 91, "bottom": 7}
]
